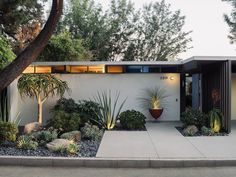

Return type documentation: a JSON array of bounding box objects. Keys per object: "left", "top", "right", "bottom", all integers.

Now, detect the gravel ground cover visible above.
[{"left": 0, "top": 140, "right": 101, "bottom": 157}]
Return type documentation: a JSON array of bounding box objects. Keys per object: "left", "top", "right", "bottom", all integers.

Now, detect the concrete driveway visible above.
[{"left": 97, "top": 121, "right": 236, "bottom": 159}]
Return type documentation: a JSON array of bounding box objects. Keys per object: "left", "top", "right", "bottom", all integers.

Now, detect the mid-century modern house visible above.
[{"left": 3, "top": 56, "right": 236, "bottom": 133}]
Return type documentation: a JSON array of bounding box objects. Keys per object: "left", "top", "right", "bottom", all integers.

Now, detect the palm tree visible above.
[{"left": 17, "top": 74, "right": 69, "bottom": 124}]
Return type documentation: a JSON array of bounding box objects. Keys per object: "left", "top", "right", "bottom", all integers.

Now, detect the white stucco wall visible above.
[
  {"left": 232, "top": 74, "right": 236, "bottom": 120},
  {"left": 9, "top": 73, "right": 180, "bottom": 125}
]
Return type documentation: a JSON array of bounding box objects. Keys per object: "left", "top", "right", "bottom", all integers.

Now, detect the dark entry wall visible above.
[{"left": 201, "top": 61, "right": 231, "bottom": 133}]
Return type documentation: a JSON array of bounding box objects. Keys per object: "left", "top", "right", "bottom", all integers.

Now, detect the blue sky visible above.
[{"left": 94, "top": 0, "right": 236, "bottom": 59}]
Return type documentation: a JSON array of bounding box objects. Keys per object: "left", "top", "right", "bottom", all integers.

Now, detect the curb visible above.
[{"left": 1, "top": 156, "right": 236, "bottom": 168}]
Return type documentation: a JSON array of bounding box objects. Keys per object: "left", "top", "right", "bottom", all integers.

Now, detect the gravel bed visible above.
[
  {"left": 0, "top": 140, "right": 101, "bottom": 157},
  {"left": 176, "top": 127, "right": 228, "bottom": 137}
]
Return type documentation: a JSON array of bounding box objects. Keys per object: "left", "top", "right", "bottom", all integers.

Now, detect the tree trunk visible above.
[
  {"left": 37, "top": 98, "right": 43, "bottom": 124},
  {"left": 0, "top": 0, "right": 63, "bottom": 92}
]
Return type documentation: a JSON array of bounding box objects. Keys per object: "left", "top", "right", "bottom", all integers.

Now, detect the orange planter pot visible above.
[{"left": 149, "top": 108, "right": 164, "bottom": 119}]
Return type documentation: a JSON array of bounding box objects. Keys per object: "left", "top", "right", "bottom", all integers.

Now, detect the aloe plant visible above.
[
  {"left": 93, "top": 91, "right": 126, "bottom": 130},
  {"left": 209, "top": 108, "right": 222, "bottom": 133},
  {"left": 18, "top": 74, "right": 70, "bottom": 124}
]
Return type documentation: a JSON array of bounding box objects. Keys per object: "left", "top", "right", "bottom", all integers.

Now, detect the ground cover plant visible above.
[
  {"left": 0, "top": 97, "right": 105, "bottom": 157},
  {"left": 178, "top": 108, "right": 227, "bottom": 136}
]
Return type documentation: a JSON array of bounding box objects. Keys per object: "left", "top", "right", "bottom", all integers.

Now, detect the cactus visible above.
[{"left": 209, "top": 109, "right": 222, "bottom": 133}]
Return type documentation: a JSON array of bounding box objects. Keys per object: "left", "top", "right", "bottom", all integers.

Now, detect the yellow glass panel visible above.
[
  {"left": 66, "top": 65, "right": 71, "bottom": 72},
  {"left": 35, "top": 66, "right": 52, "bottom": 73},
  {"left": 23, "top": 66, "right": 35, "bottom": 73},
  {"left": 107, "top": 65, "right": 123, "bottom": 73},
  {"left": 88, "top": 65, "right": 104, "bottom": 73},
  {"left": 70, "top": 66, "right": 88, "bottom": 73}
]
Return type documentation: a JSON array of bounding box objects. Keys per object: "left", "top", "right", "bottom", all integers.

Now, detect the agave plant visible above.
[
  {"left": 93, "top": 91, "right": 126, "bottom": 130},
  {"left": 139, "top": 87, "right": 168, "bottom": 109}
]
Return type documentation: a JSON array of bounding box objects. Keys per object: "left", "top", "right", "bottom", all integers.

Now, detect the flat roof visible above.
[
  {"left": 31, "top": 61, "right": 182, "bottom": 66},
  {"left": 183, "top": 56, "right": 236, "bottom": 64},
  {"left": 31, "top": 56, "right": 236, "bottom": 66}
]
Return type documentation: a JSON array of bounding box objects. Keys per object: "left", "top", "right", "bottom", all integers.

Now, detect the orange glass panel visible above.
[
  {"left": 23, "top": 66, "right": 35, "bottom": 73},
  {"left": 88, "top": 65, "right": 104, "bottom": 73},
  {"left": 70, "top": 66, "right": 88, "bottom": 73},
  {"left": 35, "top": 66, "right": 52, "bottom": 73},
  {"left": 107, "top": 65, "right": 123, "bottom": 73}
]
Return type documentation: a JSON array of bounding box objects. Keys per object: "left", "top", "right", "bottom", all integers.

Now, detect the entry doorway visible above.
[{"left": 181, "top": 73, "right": 202, "bottom": 112}]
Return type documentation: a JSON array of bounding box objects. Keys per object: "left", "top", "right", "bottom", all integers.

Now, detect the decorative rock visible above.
[
  {"left": 183, "top": 125, "right": 198, "bottom": 136},
  {"left": 46, "top": 139, "right": 71, "bottom": 152},
  {"left": 0, "top": 140, "right": 100, "bottom": 157},
  {"left": 60, "top": 131, "right": 81, "bottom": 141},
  {"left": 24, "top": 122, "right": 42, "bottom": 134}
]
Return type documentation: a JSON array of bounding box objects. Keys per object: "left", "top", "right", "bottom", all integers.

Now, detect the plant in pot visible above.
[{"left": 139, "top": 87, "right": 168, "bottom": 119}]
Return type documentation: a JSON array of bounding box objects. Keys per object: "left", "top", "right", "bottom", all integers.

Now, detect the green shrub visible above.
[
  {"left": 77, "top": 100, "right": 100, "bottom": 126},
  {"left": 32, "top": 129, "right": 58, "bottom": 145},
  {"left": 48, "top": 110, "right": 81, "bottom": 133},
  {"left": 53, "top": 98, "right": 79, "bottom": 113},
  {"left": 17, "top": 135, "right": 38, "bottom": 150},
  {"left": 181, "top": 108, "right": 207, "bottom": 129},
  {"left": 119, "top": 110, "right": 146, "bottom": 130},
  {"left": 81, "top": 122, "right": 103, "bottom": 141},
  {"left": 0, "top": 121, "right": 18, "bottom": 143}
]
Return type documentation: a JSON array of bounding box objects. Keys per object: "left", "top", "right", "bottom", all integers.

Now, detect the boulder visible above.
[
  {"left": 60, "top": 131, "right": 81, "bottom": 141},
  {"left": 24, "top": 122, "right": 42, "bottom": 134},
  {"left": 183, "top": 125, "right": 198, "bottom": 136},
  {"left": 46, "top": 139, "right": 71, "bottom": 151}
]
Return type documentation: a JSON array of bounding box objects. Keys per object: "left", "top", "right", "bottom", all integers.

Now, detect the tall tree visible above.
[
  {"left": 223, "top": 0, "right": 236, "bottom": 44},
  {"left": 124, "top": 0, "right": 192, "bottom": 61},
  {"left": 0, "top": 0, "right": 63, "bottom": 92},
  {"left": 104, "top": 0, "right": 139, "bottom": 61},
  {"left": 0, "top": 36, "right": 16, "bottom": 69},
  {"left": 37, "top": 30, "right": 92, "bottom": 61},
  {"left": 64, "top": 0, "right": 108, "bottom": 60},
  {"left": 0, "top": 0, "right": 46, "bottom": 54},
  {"left": 63, "top": 0, "right": 191, "bottom": 61}
]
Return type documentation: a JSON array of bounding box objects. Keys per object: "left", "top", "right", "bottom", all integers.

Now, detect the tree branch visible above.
[{"left": 0, "top": 0, "right": 63, "bottom": 91}]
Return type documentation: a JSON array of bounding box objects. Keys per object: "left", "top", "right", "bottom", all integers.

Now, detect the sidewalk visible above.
[{"left": 96, "top": 121, "right": 236, "bottom": 159}]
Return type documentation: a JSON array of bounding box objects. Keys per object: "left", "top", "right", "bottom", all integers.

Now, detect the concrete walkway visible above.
[{"left": 97, "top": 121, "right": 236, "bottom": 159}]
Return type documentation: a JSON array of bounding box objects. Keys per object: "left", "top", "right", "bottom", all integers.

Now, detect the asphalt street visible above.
[{"left": 0, "top": 166, "right": 236, "bottom": 177}]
